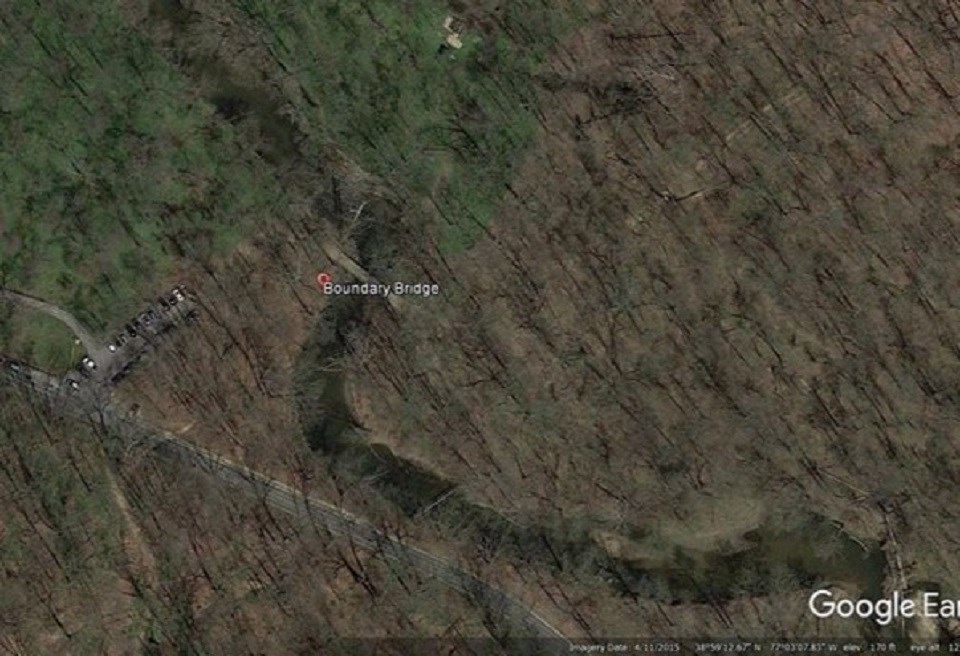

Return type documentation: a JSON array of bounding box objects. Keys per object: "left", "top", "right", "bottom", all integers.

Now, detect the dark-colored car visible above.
[{"left": 111, "top": 365, "right": 132, "bottom": 383}]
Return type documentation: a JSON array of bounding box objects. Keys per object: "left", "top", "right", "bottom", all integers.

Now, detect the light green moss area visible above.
[{"left": 0, "top": 309, "right": 83, "bottom": 374}]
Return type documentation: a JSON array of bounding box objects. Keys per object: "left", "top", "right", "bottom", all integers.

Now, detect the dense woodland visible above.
[{"left": 3, "top": 0, "right": 960, "bottom": 651}]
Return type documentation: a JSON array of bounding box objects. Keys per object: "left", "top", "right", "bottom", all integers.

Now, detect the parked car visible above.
[
  {"left": 67, "top": 379, "right": 81, "bottom": 391},
  {"left": 108, "top": 333, "right": 128, "bottom": 352},
  {"left": 172, "top": 286, "right": 188, "bottom": 302},
  {"left": 111, "top": 365, "right": 131, "bottom": 383},
  {"left": 81, "top": 355, "right": 97, "bottom": 370},
  {"left": 2, "top": 359, "right": 26, "bottom": 380},
  {"left": 158, "top": 296, "right": 171, "bottom": 310},
  {"left": 3, "top": 359, "right": 24, "bottom": 373},
  {"left": 125, "top": 323, "right": 138, "bottom": 337}
]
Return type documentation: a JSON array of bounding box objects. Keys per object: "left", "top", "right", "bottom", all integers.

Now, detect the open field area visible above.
[
  {"left": 0, "top": 307, "right": 80, "bottom": 373},
  {"left": 4, "top": 0, "right": 960, "bottom": 650}
]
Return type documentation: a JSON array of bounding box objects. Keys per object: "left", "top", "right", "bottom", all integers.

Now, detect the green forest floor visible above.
[
  {"left": 0, "top": 3, "right": 289, "bottom": 365},
  {"left": 0, "top": 0, "right": 591, "bottom": 371}
]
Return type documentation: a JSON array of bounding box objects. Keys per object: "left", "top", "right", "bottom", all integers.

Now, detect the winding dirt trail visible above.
[{"left": 0, "top": 287, "right": 99, "bottom": 354}]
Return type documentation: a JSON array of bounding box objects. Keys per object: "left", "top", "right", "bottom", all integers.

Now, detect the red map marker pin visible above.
[{"left": 316, "top": 272, "right": 331, "bottom": 286}]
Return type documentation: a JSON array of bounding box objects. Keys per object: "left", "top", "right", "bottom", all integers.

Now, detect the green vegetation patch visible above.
[
  {"left": 0, "top": 308, "right": 81, "bottom": 374},
  {"left": 236, "top": 0, "right": 591, "bottom": 251},
  {"left": 0, "top": 3, "right": 288, "bottom": 333}
]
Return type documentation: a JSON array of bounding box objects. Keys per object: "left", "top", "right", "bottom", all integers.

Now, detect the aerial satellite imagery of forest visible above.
[{"left": 2, "top": 1, "right": 960, "bottom": 654}]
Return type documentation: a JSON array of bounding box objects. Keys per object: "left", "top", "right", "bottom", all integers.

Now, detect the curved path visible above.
[
  {"left": 142, "top": 421, "right": 567, "bottom": 642},
  {"left": 0, "top": 287, "right": 99, "bottom": 354},
  {"left": 6, "top": 360, "right": 568, "bottom": 644}
]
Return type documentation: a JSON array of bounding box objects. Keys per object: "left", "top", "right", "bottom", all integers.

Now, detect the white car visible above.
[
  {"left": 172, "top": 286, "right": 187, "bottom": 302},
  {"left": 108, "top": 343, "right": 118, "bottom": 353},
  {"left": 81, "top": 356, "right": 97, "bottom": 370}
]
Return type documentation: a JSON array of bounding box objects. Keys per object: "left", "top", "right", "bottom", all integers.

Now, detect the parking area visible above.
[
  {"left": 63, "top": 285, "right": 197, "bottom": 393},
  {"left": 2, "top": 356, "right": 64, "bottom": 394}
]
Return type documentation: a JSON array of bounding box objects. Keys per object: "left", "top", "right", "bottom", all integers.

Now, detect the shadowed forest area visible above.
[{"left": 3, "top": 0, "right": 960, "bottom": 651}]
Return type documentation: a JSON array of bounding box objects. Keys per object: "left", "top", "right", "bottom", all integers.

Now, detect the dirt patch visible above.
[
  {"left": 108, "top": 470, "right": 159, "bottom": 588},
  {"left": 655, "top": 494, "right": 765, "bottom": 555}
]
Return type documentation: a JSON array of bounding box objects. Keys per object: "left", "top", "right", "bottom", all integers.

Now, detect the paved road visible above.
[
  {"left": 0, "top": 287, "right": 99, "bottom": 354},
  {"left": 3, "top": 365, "right": 569, "bottom": 646},
  {"left": 1, "top": 288, "right": 567, "bottom": 642},
  {"left": 144, "top": 425, "right": 566, "bottom": 642}
]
